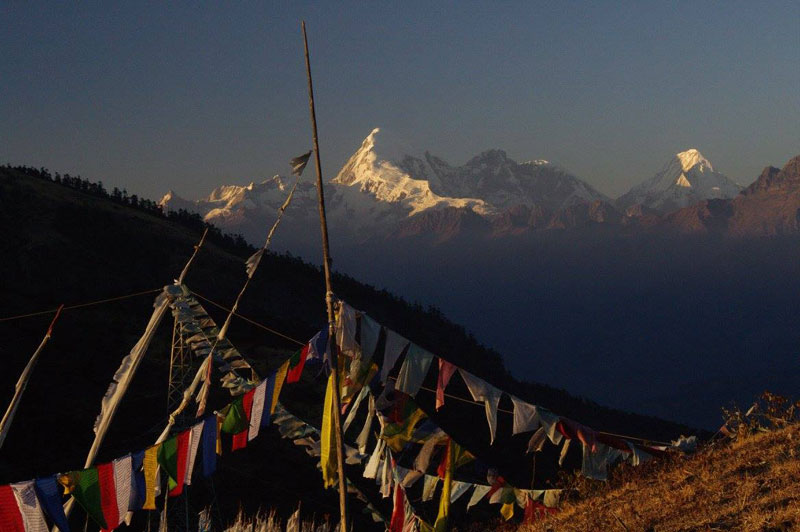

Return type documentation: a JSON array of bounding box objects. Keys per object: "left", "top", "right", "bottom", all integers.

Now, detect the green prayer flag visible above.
[
  {"left": 158, "top": 435, "right": 179, "bottom": 491},
  {"left": 59, "top": 469, "right": 106, "bottom": 529},
  {"left": 221, "top": 396, "right": 248, "bottom": 434}
]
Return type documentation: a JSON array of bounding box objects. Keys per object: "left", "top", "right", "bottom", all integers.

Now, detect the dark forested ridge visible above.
[{"left": 0, "top": 166, "right": 697, "bottom": 529}]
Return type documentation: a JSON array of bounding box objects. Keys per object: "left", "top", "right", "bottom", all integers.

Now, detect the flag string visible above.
[{"left": 388, "top": 377, "right": 673, "bottom": 447}]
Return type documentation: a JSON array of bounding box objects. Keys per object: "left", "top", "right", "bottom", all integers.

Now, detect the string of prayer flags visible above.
[
  {"left": 164, "top": 285, "right": 259, "bottom": 396},
  {"left": 34, "top": 476, "right": 70, "bottom": 532},
  {"left": 290, "top": 150, "right": 312, "bottom": 176},
  {"left": 459, "top": 369, "right": 502, "bottom": 444}
]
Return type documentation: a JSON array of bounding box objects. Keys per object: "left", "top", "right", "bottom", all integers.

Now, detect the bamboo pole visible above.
[
  {"left": 301, "top": 20, "right": 350, "bottom": 532},
  {"left": 0, "top": 304, "right": 64, "bottom": 451}
]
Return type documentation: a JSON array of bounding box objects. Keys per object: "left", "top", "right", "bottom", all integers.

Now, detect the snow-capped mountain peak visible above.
[
  {"left": 676, "top": 149, "right": 712, "bottom": 173},
  {"left": 617, "top": 149, "right": 740, "bottom": 213}
]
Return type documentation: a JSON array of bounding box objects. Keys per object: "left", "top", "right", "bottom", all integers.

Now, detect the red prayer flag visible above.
[
  {"left": 436, "top": 358, "right": 457, "bottom": 410},
  {"left": 97, "top": 462, "right": 119, "bottom": 531},
  {"left": 388, "top": 483, "right": 405, "bottom": 532},
  {"left": 168, "top": 430, "right": 191, "bottom": 497},
  {"left": 286, "top": 344, "right": 309, "bottom": 383},
  {"left": 232, "top": 389, "right": 256, "bottom": 451},
  {"left": 0, "top": 485, "right": 25, "bottom": 532}
]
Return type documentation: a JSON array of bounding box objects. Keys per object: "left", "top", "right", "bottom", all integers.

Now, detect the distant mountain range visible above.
[{"left": 160, "top": 128, "right": 798, "bottom": 247}]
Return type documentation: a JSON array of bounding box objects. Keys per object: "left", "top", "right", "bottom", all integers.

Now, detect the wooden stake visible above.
[{"left": 301, "top": 20, "right": 350, "bottom": 532}]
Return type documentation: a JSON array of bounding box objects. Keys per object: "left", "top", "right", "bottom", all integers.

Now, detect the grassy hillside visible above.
[
  {"left": 522, "top": 423, "right": 799, "bottom": 531},
  {"left": 0, "top": 166, "right": 698, "bottom": 529}
]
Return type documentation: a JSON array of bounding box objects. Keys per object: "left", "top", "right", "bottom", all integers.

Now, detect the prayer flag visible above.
[
  {"left": 248, "top": 380, "right": 267, "bottom": 441},
  {"left": 58, "top": 468, "right": 107, "bottom": 529},
  {"left": 157, "top": 430, "right": 190, "bottom": 497},
  {"left": 381, "top": 331, "right": 409, "bottom": 383},
  {"left": 232, "top": 389, "right": 255, "bottom": 451},
  {"left": 221, "top": 396, "right": 248, "bottom": 434},
  {"left": 142, "top": 445, "right": 159, "bottom": 510},
  {"left": 286, "top": 344, "right": 309, "bottom": 383},
  {"left": 111, "top": 456, "right": 132, "bottom": 528},
  {"left": 459, "top": 369, "right": 502, "bottom": 444},
  {"left": 433, "top": 440, "right": 454, "bottom": 532},
  {"left": 290, "top": 150, "right": 312, "bottom": 176},
  {"left": 510, "top": 396, "right": 540, "bottom": 435},
  {"left": 201, "top": 416, "right": 217, "bottom": 477},
  {"left": 35, "top": 476, "right": 70, "bottom": 532},
  {"left": 10, "top": 481, "right": 48, "bottom": 532},
  {"left": 466, "top": 484, "right": 490, "bottom": 510},
  {"left": 320, "top": 374, "right": 338, "bottom": 488},
  {"left": 185, "top": 422, "right": 204, "bottom": 485},
  {"left": 395, "top": 345, "right": 433, "bottom": 397},
  {"left": 389, "top": 483, "right": 406, "bottom": 532},
  {"left": 435, "top": 359, "right": 456, "bottom": 410},
  {"left": 127, "top": 450, "right": 145, "bottom": 522},
  {"left": 270, "top": 360, "right": 289, "bottom": 414},
  {"left": 0, "top": 484, "right": 25, "bottom": 532}
]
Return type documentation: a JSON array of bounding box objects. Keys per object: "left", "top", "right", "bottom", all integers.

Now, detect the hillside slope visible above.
[{"left": 523, "top": 424, "right": 799, "bottom": 531}]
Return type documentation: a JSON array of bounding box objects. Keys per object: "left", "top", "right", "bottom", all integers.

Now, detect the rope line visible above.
[
  {"left": 189, "top": 290, "right": 306, "bottom": 347},
  {"left": 0, "top": 288, "right": 163, "bottom": 323}
]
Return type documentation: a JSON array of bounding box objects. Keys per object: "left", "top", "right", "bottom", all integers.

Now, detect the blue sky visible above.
[{"left": 2, "top": 1, "right": 798, "bottom": 200}]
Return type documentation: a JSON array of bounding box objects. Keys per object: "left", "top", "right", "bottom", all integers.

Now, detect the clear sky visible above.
[{"left": 2, "top": 1, "right": 798, "bottom": 201}]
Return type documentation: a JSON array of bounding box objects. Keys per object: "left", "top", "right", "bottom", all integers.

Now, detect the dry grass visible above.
[{"left": 520, "top": 423, "right": 799, "bottom": 532}]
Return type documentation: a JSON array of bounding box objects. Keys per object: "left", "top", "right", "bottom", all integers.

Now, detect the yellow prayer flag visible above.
[
  {"left": 320, "top": 373, "right": 338, "bottom": 488},
  {"left": 143, "top": 444, "right": 160, "bottom": 510},
  {"left": 270, "top": 360, "right": 289, "bottom": 414},
  {"left": 500, "top": 502, "right": 515, "bottom": 520},
  {"left": 433, "top": 439, "right": 453, "bottom": 532}
]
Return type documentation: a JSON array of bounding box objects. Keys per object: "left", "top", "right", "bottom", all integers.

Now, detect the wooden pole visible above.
[
  {"left": 302, "top": 20, "right": 350, "bottom": 532},
  {"left": 0, "top": 304, "right": 64, "bottom": 451}
]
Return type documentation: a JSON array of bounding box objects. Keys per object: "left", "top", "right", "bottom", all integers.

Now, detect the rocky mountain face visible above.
[{"left": 665, "top": 155, "right": 800, "bottom": 236}]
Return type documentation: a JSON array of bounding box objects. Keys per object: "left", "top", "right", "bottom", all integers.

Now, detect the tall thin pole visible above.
[
  {"left": 0, "top": 304, "right": 64, "bottom": 451},
  {"left": 302, "top": 20, "right": 349, "bottom": 532}
]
